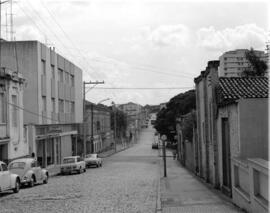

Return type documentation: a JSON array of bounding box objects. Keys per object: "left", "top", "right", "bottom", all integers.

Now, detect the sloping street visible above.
[{"left": 0, "top": 127, "right": 160, "bottom": 213}]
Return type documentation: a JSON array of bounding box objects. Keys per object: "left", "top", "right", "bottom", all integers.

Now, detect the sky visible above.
[{"left": 2, "top": 0, "right": 269, "bottom": 106}]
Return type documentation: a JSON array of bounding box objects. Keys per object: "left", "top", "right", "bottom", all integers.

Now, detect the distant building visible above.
[
  {"left": 0, "top": 67, "right": 25, "bottom": 163},
  {"left": 1, "top": 40, "right": 83, "bottom": 168},
  {"left": 79, "top": 101, "right": 112, "bottom": 155},
  {"left": 118, "top": 102, "right": 144, "bottom": 141},
  {"left": 218, "top": 49, "right": 267, "bottom": 77},
  {"left": 159, "top": 102, "right": 167, "bottom": 110}
]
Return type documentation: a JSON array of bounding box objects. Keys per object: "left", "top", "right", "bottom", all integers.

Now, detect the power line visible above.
[
  {"left": 6, "top": 100, "right": 59, "bottom": 123},
  {"left": 86, "top": 87, "right": 194, "bottom": 90}
]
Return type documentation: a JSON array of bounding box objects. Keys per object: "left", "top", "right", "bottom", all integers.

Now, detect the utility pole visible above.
[
  {"left": 111, "top": 101, "right": 117, "bottom": 152},
  {"left": 83, "top": 81, "right": 104, "bottom": 157}
]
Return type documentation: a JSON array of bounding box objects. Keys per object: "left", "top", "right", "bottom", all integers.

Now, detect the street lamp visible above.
[{"left": 111, "top": 101, "right": 117, "bottom": 152}]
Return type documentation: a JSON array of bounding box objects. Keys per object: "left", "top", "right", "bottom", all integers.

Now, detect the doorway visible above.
[{"left": 221, "top": 117, "right": 231, "bottom": 196}]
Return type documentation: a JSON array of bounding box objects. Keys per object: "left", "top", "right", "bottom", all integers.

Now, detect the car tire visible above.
[
  {"left": 13, "top": 179, "right": 20, "bottom": 193},
  {"left": 29, "top": 176, "right": 34, "bottom": 187},
  {"left": 78, "top": 167, "right": 82, "bottom": 174},
  {"left": 43, "top": 174, "right": 48, "bottom": 184},
  {"left": 100, "top": 163, "right": 102, "bottom": 167},
  {"left": 84, "top": 168, "right": 86, "bottom": 172}
]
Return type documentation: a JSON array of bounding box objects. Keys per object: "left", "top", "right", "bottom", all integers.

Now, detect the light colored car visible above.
[
  {"left": 61, "top": 156, "right": 86, "bottom": 174},
  {"left": 0, "top": 161, "right": 20, "bottom": 193},
  {"left": 8, "top": 158, "right": 49, "bottom": 187},
  {"left": 84, "top": 154, "right": 102, "bottom": 168}
]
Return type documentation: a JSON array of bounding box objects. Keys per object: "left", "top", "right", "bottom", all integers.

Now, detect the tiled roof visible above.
[{"left": 217, "top": 77, "right": 269, "bottom": 105}]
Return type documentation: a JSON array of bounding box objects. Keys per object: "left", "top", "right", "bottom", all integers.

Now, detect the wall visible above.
[
  {"left": 2, "top": 41, "right": 39, "bottom": 124},
  {"left": 60, "top": 135, "right": 72, "bottom": 160},
  {"left": 232, "top": 158, "right": 269, "bottom": 213},
  {"left": 74, "top": 66, "right": 83, "bottom": 123},
  {"left": 217, "top": 103, "right": 239, "bottom": 189},
  {"left": 238, "top": 99, "right": 268, "bottom": 160}
]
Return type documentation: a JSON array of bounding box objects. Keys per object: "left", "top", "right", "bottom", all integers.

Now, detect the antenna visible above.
[{"left": 9, "top": 0, "right": 14, "bottom": 41}]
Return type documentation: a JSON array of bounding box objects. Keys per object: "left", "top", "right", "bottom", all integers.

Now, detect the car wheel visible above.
[
  {"left": 13, "top": 179, "right": 20, "bottom": 193},
  {"left": 78, "top": 167, "right": 82, "bottom": 174},
  {"left": 100, "top": 163, "right": 102, "bottom": 167},
  {"left": 96, "top": 163, "right": 99, "bottom": 168},
  {"left": 29, "top": 176, "right": 34, "bottom": 187},
  {"left": 43, "top": 174, "right": 48, "bottom": 184},
  {"left": 84, "top": 168, "right": 86, "bottom": 172}
]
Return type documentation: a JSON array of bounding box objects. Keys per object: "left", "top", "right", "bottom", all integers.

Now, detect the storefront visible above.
[{"left": 27, "top": 124, "right": 78, "bottom": 168}]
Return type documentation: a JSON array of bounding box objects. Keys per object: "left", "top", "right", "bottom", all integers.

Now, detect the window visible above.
[
  {"left": 65, "top": 101, "right": 70, "bottom": 113},
  {"left": 51, "top": 65, "right": 55, "bottom": 79},
  {"left": 12, "top": 95, "right": 17, "bottom": 127},
  {"left": 97, "top": 121, "right": 101, "bottom": 131},
  {"left": 51, "top": 98, "right": 55, "bottom": 112},
  {"left": 2, "top": 163, "right": 8, "bottom": 171},
  {"left": 65, "top": 72, "right": 69, "bottom": 85},
  {"left": 71, "top": 102, "right": 75, "bottom": 113},
  {"left": 42, "top": 96, "right": 46, "bottom": 112},
  {"left": 71, "top": 75, "right": 74, "bottom": 87},
  {"left": 0, "top": 93, "right": 5, "bottom": 123},
  {"left": 59, "top": 99, "right": 64, "bottom": 113},
  {"left": 41, "top": 60, "right": 46, "bottom": 75},
  {"left": 58, "top": 68, "right": 64, "bottom": 82}
]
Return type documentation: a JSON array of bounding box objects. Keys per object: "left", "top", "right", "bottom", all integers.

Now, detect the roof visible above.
[{"left": 217, "top": 77, "right": 269, "bottom": 105}]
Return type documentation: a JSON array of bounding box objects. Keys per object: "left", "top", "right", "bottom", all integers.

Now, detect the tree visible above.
[
  {"left": 242, "top": 48, "right": 268, "bottom": 77},
  {"left": 154, "top": 90, "right": 196, "bottom": 141}
]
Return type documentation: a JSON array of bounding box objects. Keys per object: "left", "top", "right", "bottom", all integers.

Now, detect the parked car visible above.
[
  {"left": 152, "top": 142, "right": 158, "bottom": 149},
  {"left": 61, "top": 156, "right": 86, "bottom": 174},
  {"left": 84, "top": 154, "right": 102, "bottom": 168},
  {"left": 8, "top": 158, "right": 49, "bottom": 187},
  {"left": 0, "top": 161, "right": 20, "bottom": 193}
]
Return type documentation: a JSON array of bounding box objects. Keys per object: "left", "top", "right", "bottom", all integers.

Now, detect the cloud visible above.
[
  {"left": 146, "top": 24, "right": 190, "bottom": 47},
  {"left": 197, "top": 24, "right": 268, "bottom": 51}
]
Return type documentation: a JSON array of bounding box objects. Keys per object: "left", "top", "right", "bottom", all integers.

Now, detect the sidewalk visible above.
[{"left": 158, "top": 150, "right": 243, "bottom": 213}]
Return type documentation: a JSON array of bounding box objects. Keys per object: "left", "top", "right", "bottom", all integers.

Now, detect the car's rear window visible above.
[
  {"left": 63, "top": 158, "right": 75, "bottom": 164},
  {"left": 9, "top": 162, "right": 25, "bottom": 169}
]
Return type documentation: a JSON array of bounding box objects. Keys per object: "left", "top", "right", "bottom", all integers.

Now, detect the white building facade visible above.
[{"left": 0, "top": 68, "right": 26, "bottom": 163}]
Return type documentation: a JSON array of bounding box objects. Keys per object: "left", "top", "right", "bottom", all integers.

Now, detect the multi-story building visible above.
[
  {"left": 218, "top": 49, "right": 267, "bottom": 77},
  {"left": 118, "top": 102, "right": 143, "bottom": 141},
  {"left": 1, "top": 40, "right": 83, "bottom": 168},
  {"left": 0, "top": 67, "right": 26, "bottom": 163},
  {"left": 78, "top": 101, "right": 112, "bottom": 155}
]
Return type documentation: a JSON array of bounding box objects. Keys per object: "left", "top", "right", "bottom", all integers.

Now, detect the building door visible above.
[
  {"left": 221, "top": 118, "right": 231, "bottom": 196},
  {"left": 0, "top": 143, "right": 8, "bottom": 163}
]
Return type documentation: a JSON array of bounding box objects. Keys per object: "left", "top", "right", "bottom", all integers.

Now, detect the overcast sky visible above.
[{"left": 4, "top": 0, "right": 269, "bottom": 105}]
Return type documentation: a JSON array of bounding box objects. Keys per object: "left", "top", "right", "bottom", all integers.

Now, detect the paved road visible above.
[{"left": 0, "top": 127, "right": 159, "bottom": 213}]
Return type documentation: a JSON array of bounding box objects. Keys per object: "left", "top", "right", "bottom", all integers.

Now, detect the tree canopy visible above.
[
  {"left": 154, "top": 89, "right": 196, "bottom": 141},
  {"left": 243, "top": 48, "right": 268, "bottom": 77}
]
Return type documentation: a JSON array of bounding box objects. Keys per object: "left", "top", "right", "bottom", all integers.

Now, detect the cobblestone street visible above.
[{"left": 0, "top": 128, "right": 160, "bottom": 213}]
